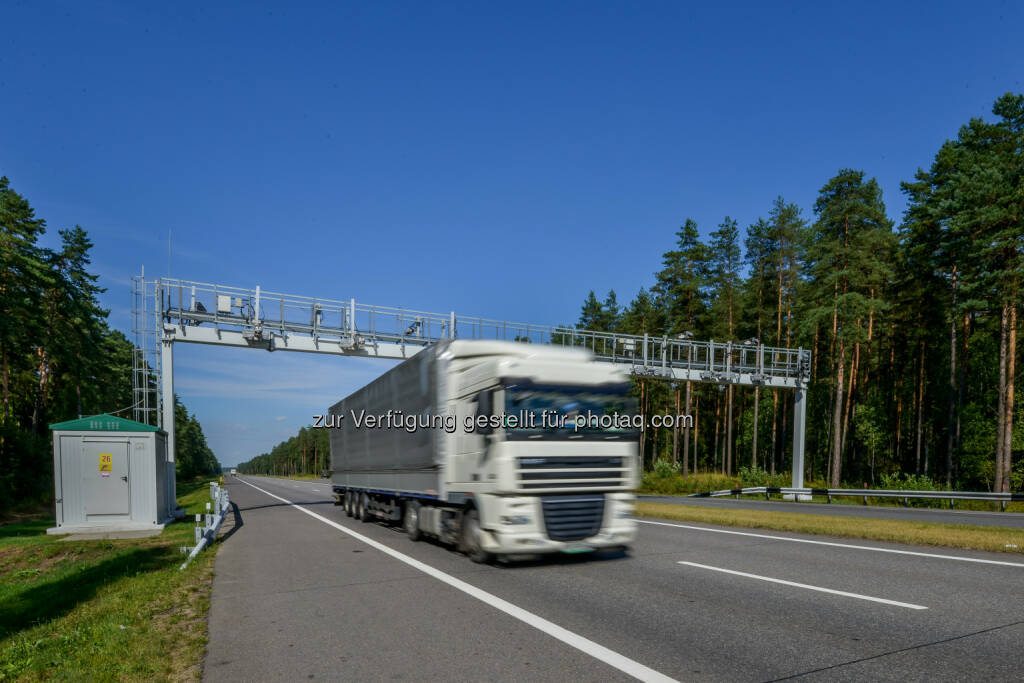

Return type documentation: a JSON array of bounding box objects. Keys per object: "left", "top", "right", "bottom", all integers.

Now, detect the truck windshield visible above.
[{"left": 503, "top": 383, "right": 638, "bottom": 437}]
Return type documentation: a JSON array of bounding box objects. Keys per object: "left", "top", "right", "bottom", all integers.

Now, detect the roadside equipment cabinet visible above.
[{"left": 48, "top": 414, "right": 174, "bottom": 534}]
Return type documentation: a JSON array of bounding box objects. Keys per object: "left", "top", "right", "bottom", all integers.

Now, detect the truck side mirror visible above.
[{"left": 476, "top": 390, "right": 493, "bottom": 435}]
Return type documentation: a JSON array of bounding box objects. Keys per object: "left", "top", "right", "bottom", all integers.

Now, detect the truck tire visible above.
[
  {"left": 344, "top": 491, "right": 354, "bottom": 517},
  {"left": 357, "top": 493, "right": 371, "bottom": 522},
  {"left": 461, "top": 508, "right": 492, "bottom": 564},
  {"left": 403, "top": 500, "right": 422, "bottom": 541}
]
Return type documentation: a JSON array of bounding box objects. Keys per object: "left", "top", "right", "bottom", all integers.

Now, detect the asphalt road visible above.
[
  {"left": 205, "top": 476, "right": 1024, "bottom": 681},
  {"left": 638, "top": 494, "right": 1024, "bottom": 529}
]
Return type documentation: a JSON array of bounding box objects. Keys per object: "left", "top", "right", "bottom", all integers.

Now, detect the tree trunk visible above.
[
  {"left": 840, "top": 340, "right": 860, "bottom": 461},
  {"left": 673, "top": 386, "right": 680, "bottom": 466},
  {"left": 946, "top": 266, "right": 958, "bottom": 488},
  {"left": 1000, "top": 303, "right": 1016, "bottom": 492},
  {"left": 812, "top": 328, "right": 820, "bottom": 382},
  {"left": 31, "top": 347, "right": 51, "bottom": 434},
  {"left": 780, "top": 393, "right": 788, "bottom": 478},
  {"left": 683, "top": 380, "right": 692, "bottom": 476},
  {"left": 770, "top": 390, "right": 779, "bottom": 475},
  {"left": 995, "top": 306, "right": 1007, "bottom": 493},
  {"left": 713, "top": 396, "right": 721, "bottom": 474},
  {"left": 957, "top": 313, "right": 969, "bottom": 456},
  {"left": 752, "top": 386, "right": 759, "bottom": 469},
  {"left": 895, "top": 387, "right": 903, "bottom": 468},
  {"left": 693, "top": 394, "right": 700, "bottom": 474},
  {"left": 831, "top": 338, "right": 846, "bottom": 488},
  {"left": 915, "top": 339, "right": 926, "bottom": 476},
  {"left": 726, "top": 385, "right": 734, "bottom": 476},
  {"left": 1, "top": 347, "right": 9, "bottom": 424},
  {"left": 639, "top": 379, "right": 647, "bottom": 470},
  {"left": 864, "top": 294, "right": 875, "bottom": 388}
]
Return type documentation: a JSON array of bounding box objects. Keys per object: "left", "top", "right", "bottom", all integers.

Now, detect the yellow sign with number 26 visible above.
[{"left": 99, "top": 452, "right": 112, "bottom": 476}]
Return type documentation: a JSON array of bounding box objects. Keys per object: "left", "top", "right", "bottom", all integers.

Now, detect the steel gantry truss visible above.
[{"left": 132, "top": 276, "right": 811, "bottom": 502}]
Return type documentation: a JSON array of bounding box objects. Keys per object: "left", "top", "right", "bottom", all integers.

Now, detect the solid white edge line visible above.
[
  {"left": 638, "top": 519, "right": 1024, "bottom": 568},
  {"left": 678, "top": 561, "right": 927, "bottom": 610},
  {"left": 235, "top": 477, "right": 678, "bottom": 683}
]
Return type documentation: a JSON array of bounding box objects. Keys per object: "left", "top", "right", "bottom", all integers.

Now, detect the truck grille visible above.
[
  {"left": 541, "top": 495, "right": 605, "bottom": 541},
  {"left": 516, "top": 456, "right": 628, "bottom": 491}
]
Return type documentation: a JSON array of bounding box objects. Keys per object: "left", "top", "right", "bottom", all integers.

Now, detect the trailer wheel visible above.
[
  {"left": 344, "top": 491, "right": 354, "bottom": 517},
  {"left": 403, "top": 500, "right": 422, "bottom": 541},
  {"left": 462, "top": 509, "right": 492, "bottom": 564},
  {"left": 357, "top": 493, "right": 371, "bottom": 522}
]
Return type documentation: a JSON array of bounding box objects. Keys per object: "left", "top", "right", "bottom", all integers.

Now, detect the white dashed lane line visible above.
[{"left": 677, "top": 561, "right": 927, "bottom": 609}]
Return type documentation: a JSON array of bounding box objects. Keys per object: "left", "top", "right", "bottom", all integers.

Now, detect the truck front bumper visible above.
[{"left": 476, "top": 492, "right": 637, "bottom": 555}]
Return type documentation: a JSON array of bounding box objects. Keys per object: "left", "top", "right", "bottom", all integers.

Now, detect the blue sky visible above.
[{"left": 3, "top": 1, "right": 1021, "bottom": 466}]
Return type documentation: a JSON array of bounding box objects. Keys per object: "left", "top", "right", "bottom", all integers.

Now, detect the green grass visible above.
[
  {"left": 637, "top": 501, "right": 1024, "bottom": 555},
  {"left": 0, "top": 479, "right": 223, "bottom": 681}
]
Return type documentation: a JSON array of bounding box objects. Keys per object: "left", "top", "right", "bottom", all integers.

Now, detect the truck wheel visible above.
[
  {"left": 357, "top": 493, "right": 371, "bottom": 522},
  {"left": 344, "top": 491, "right": 354, "bottom": 517},
  {"left": 462, "top": 509, "right": 492, "bottom": 564},
  {"left": 403, "top": 501, "right": 422, "bottom": 541}
]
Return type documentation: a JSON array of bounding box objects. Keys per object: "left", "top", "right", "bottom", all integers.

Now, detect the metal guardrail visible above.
[
  {"left": 688, "top": 486, "right": 1024, "bottom": 511},
  {"left": 179, "top": 481, "right": 231, "bottom": 570}
]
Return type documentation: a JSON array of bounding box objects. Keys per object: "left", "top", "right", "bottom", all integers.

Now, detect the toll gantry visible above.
[{"left": 132, "top": 275, "right": 810, "bottom": 499}]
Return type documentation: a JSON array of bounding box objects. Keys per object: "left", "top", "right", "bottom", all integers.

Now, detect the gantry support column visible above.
[
  {"left": 161, "top": 332, "right": 177, "bottom": 511},
  {"left": 791, "top": 386, "right": 807, "bottom": 490}
]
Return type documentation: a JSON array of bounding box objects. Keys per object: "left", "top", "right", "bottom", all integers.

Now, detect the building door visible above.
[{"left": 81, "top": 441, "right": 130, "bottom": 519}]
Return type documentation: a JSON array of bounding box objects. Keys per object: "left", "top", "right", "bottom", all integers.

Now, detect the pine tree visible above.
[
  {"left": 742, "top": 217, "right": 773, "bottom": 469},
  {"left": 803, "top": 170, "right": 894, "bottom": 486},
  {"left": 0, "top": 177, "right": 49, "bottom": 424},
  {"left": 619, "top": 288, "right": 664, "bottom": 335},
  {"left": 941, "top": 94, "right": 1023, "bottom": 490},
  {"left": 654, "top": 218, "right": 709, "bottom": 471},
  {"left": 706, "top": 217, "right": 742, "bottom": 474}
]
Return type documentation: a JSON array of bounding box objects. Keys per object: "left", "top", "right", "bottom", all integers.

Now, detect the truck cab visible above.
[{"left": 442, "top": 343, "right": 638, "bottom": 557}]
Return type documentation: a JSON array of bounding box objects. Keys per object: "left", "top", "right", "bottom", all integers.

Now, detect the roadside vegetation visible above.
[
  {"left": 0, "top": 479, "right": 222, "bottom": 681},
  {"left": 564, "top": 93, "right": 1023, "bottom": 496},
  {"left": 0, "top": 177, "right": 220, "bottom": 516},
  {"left": 641, "top": 464, "right": 1024, "bottom": 513},
  {"left": 636, "top": 500, "right": 1024, "bottom": 556},
  {"left": 236, "top": 426, "right": 330, "bottom": 478}
]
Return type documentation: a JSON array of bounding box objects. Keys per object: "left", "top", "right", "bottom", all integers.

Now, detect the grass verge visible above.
[
  {"left": 636, "top": 501, "right": 1024, "bottom": 555},
  {"left": 0, "top": 479, "right": 222, "bottom": 681}
]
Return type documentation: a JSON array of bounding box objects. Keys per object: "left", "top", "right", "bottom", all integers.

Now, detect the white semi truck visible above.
[{"left": 330, "top": 340, "right": 638, "bottom": 562}]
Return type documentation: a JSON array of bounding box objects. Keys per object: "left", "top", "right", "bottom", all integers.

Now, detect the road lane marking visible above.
[
  {"left": 312, "top": 488, "right": 320, "bottom": 492},
  {"left": 638, "top": 519, "right": 1024, "bottom": 568},
  {"left": 678, "top": 561, "right": 927, "bottom": 610},
  {"left": 235, "top": 477, "right": 677, "bottom": 683}
]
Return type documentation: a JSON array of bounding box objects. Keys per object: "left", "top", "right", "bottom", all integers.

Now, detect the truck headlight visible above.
[{"left": 501, "top": 515, "right": 531, "bottom": 525}]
